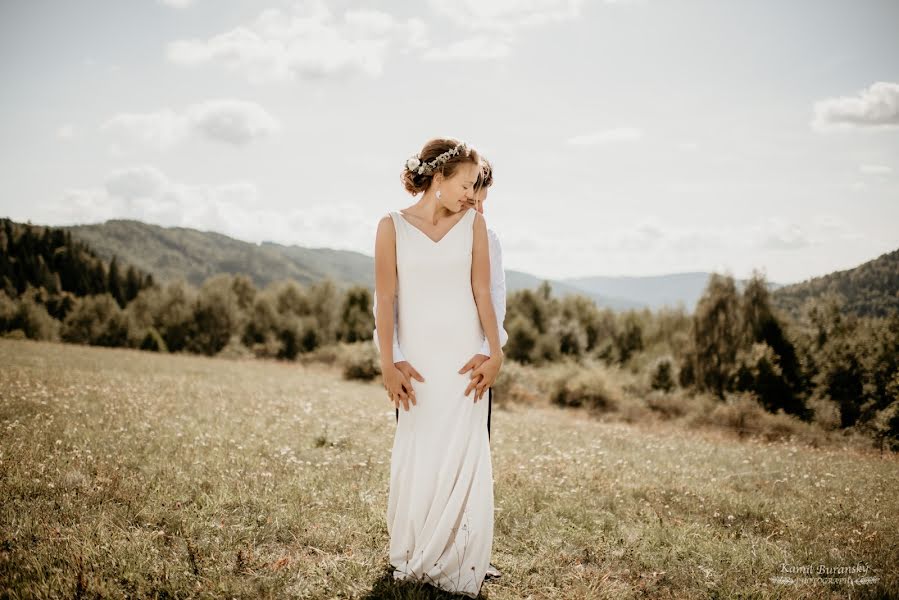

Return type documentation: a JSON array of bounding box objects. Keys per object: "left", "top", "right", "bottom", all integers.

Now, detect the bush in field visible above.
[
  {"left": 688, "top": 391, "right": 822, "bottom": 444},
  {"left": 614, "top": 311, "right": 644, "bottom": 365},
  {"left": 0, "top": 291, "right": 15, "bottom": 332},
  {"left": 559, "top": 295, "right": 605, "bottom": 353},
  {"left": 61, "top": 293, "right": 128, "bottom": 346},
  {"left": 555, "top": 313, "right": 587, "bottom": 357},
  {"left": 257, "top": 279, "right": 341, "bottom": 355},
  {"left": 737, "top": 273, "right": 806, "bottom": 417},
  {"left": 872, "top": 397, "right": 899, "bottom": 452},
  {"left": 2, "top": 291, "right": 60, "bottom": 341},
  {"left": 650, "top": 355, "right": 676, "bottom": 392},
  {"left": 307, "top": 280, "right": 341, "bottom": 347},
  {"left": 242, "top": 291, "right": 285, "bottom": 358},
  {"left": 731, "top": 342, "right": 796, "bottom": 414},
  {"left": 492, "top": 359, "right": 541, "bottom": 406},
  {"left": 797, "top": 293, "right": 899, "bottom": 429},
  {"left": 682, "top": 273, "right": 741, "bottom": 398},
  {"left": 155, "top": 280, "right": 196, "bottom": 353},
  {"left": 186, "top": 275, "right": 240, "bottom": 356},
  {"left": 505, "top": 312, "right": 539, "bottom": 363},
  {"left": 124, "top": 285, "right": 162, "bottom": 347},
  {"left": 545, "top": 362, "right": 620, "bottom": 412},
  {"left": 340, "top": 342, "right": 381, "bottom": 381},
  {"left": 339, "top": 285, "right": 375, "bottom": 343},
  {"left": 277, "top": 314, "right": 319, "bottom": 359},
  {"left": 139, "top": 326, "right": 167, "bottom": 352}
]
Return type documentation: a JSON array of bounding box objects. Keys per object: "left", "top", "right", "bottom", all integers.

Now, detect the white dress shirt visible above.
[{"left": 373, "top": 225, "right": 509, "bottom": 362}]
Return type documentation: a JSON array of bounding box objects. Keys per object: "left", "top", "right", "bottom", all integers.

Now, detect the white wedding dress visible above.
[{"left": 385, "top": 207, "right": 494, "bottom": 598}]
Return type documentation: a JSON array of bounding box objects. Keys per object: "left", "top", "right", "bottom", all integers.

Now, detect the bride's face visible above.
[{"left": 436, "top": 163, "right": 479, "bottom": 212}]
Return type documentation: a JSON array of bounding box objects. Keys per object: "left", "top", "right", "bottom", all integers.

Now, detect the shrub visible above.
[
  {"left": 340, "top": 342, "right": 381, "bottom": 381},
  {"left": 492, "top": 359, "right": 541, "bottom": 407},
  {"left": 872, "top": 400, "right": 899, "bottom": 452},
  {"left": 0, "top": 293, "right": 60, "bottom": 341},
  {"left": 186, "top": 276, "right": 240, "bottom": 355},
  {"left": 731, "top": 342, "right": 804, "bottom": 416},
  {"left": 645, "top": 389, "right": 688, "bottom": 419},
  {"left": 650, "top": 356, "right": 676, "bottom": 392},
  {"left": 0, "top": 291, "right": 15, "bottom": 331},
  {"left": 689, "top": 391, "right": 820, "bottom": 443},
  {"left": 61, "top": 294, "right": 126, "bottom": 346},
  {"left": 545, "top": 363, "right": 619, "bottom": 412},
  {"left": 339, "top": 286, "right": 374, "bottom": 343},
  {"left": 215, "top": 334, "right": 253, "bottom": 360},
  {"left": 156, "top": 281, "right": 195, "bottom": 353},
  {"left": 139, "top": 326, "right": 168, "bottom": 352},
  {"left": 505, "top": 312, "right": 539, "bottom": 363}
]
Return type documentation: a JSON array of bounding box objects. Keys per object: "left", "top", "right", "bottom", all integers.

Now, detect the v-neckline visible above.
[{"left": 397, "top": 208, "right": 471, "bottom": 245}]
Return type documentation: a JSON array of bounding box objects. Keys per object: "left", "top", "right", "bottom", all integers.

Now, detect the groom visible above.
[{"left": 372, "top": 158, "right": 508, "bottom": 438}]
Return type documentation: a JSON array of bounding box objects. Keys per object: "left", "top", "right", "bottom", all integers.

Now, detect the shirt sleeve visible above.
[
  {"left": 372, "top": 289, "right": 406, "bottom": 363},
  {"left": 478, "top": 228, "right": 509, "bottom": 357}
]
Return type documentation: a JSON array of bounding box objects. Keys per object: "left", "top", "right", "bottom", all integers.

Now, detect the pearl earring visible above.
[{"left": 436, "top": 189, "right": 442, "bottom": 200}]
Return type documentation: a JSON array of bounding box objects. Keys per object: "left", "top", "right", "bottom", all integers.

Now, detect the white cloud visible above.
[
  {"left": 158, "top": 0, "right": 195, "bottom": 8},
  {"left": 55, "top": 165, "right": 260, "bottom": 236},
  {"left": 166, "top": 2, "right": 428, "bottom": 83},
  {"left": 859, "top": 164, "right": 892, "bottom": 175},
  {"left": 423, "top": 37, "right": 512, "bottom": 61},
  {"left": 185, "top": 99, "right": 280, "bottom": 146},
  {"left": 812, "top": 81, "right": 899, "bottom": 132},
  {"left": 101, "top": 99, "right": 279, "bottom": 150},
  {"left": 102, "top": 109, "right": 188, "bottom": 150},
  {"left": 567, "top": 127, "right": 644, "bottom": 145},
  {"left": 104, "top": 165, "right": 170, "bottom": 200},
  {"left": 49, "top": 165, "right": 380, "bottom": 251},
  {"left": 57, "top": 123, "right": 76, "bottom": 140},
  {"left": 755, "top": 220, "right": 811, "bottom": 251},
  {"left": 426, "top": 0, "right": 584, "bottom": 59},
  {"left": 429, "top": 0, "right": 584, "bottom": 32}
]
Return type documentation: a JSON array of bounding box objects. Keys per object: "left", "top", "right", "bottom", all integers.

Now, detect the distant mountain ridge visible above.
[
  {"left": 770, "top": 247, "right": 899, "bottom": 318},
  {"left": 59, "top": 219, "right": 897, "bottom": 315}
]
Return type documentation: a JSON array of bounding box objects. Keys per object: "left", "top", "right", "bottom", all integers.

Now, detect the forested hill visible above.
[
  {"left": 0, "top": 218, "right": 154, "bottom": 310},
  {"left": 771, "top": 247, "right": 899, "bottom": 318},
  {"left": 65, "top": 219, "right": 372, "bottom": 291}
]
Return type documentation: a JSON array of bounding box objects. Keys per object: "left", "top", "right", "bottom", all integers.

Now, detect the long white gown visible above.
[{"left": 385, "top": 207, "right": 494, "bottom": 598}]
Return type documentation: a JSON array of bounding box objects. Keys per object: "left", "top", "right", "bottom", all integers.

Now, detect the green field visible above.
[{"left": 1, "top": 338, "right": 896, "bottom": 599}]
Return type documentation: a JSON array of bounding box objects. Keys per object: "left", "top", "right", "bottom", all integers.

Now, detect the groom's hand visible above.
[
  {"left": 395, "top": 361, "right": 425, "bottom": 384},
  {"left": 460, "top": 354, "right": 490, "bottom": 398},
  {"left": 459, "top": 354, "right": 490, "bottom": 376}
]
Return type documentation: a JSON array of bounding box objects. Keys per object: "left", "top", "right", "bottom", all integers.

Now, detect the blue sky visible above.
[{"left": 1, "top": 0, "right": 897, "bottom": 284}]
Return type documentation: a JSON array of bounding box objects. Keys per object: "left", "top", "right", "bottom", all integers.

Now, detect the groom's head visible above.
[{"left": 469, "top": 158, "right": 493, "bottom": 213}]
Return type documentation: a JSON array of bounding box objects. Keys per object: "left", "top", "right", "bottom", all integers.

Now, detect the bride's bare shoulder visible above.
[{"left": 376, "top": 214, "right": 396, "bottom": 238}]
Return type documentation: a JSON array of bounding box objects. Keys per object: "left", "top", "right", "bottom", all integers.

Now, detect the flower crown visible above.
[{"left": 405, "top": 141, "right": 468, "bottom": 176}]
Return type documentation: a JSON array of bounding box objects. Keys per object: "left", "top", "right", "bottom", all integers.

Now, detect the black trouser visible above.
[{"left": 396, "top": 387, "right": 492, "bottom": 440}]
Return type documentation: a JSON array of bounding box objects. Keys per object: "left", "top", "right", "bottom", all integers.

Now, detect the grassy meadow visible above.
[{"left": 1, "top": 337, "right": 897, "bottom": 599}]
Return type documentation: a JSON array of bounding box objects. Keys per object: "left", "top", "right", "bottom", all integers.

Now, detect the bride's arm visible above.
[
  {"left": 471, "top": 212, "right": 503, "bottom": 358},
  {"left": 372, "top": 289, "right": 406, "bottom": 363},
  {"left": 374, "top": 215, "right": 399, "bottom": 367}
]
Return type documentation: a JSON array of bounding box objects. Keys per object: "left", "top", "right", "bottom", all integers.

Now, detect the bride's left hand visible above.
[{"left": 465, "top": 352, "right": 503, "bottom": 402}]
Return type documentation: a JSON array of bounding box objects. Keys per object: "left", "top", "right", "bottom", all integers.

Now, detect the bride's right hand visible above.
[{"left": 382, "top": 363, "right": 418, "bottom": 411}]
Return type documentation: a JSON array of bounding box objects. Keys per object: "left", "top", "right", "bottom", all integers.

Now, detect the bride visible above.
[{"left": 373, "top": 137, "right": 504, "bottom": 596}]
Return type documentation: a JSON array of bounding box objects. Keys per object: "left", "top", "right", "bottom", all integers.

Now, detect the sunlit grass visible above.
[{"left": 1, "top": 338, "right": 896, "bottom": 599}]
